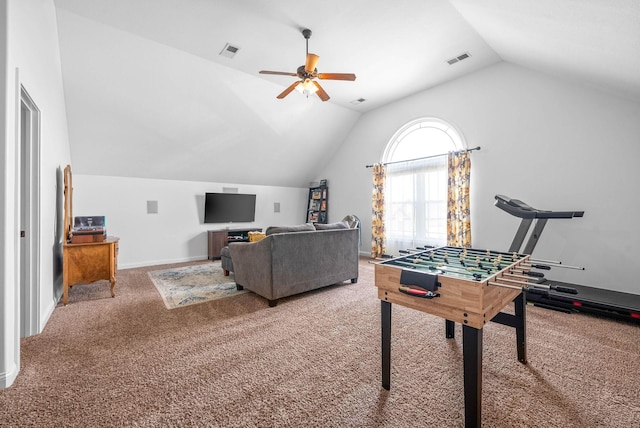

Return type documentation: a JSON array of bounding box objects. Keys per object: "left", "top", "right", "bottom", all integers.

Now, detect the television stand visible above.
[{"left": 207, "top": 228, "right": 261, "bottom": 260}]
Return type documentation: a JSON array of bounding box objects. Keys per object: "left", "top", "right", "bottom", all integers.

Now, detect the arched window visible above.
[{"left": 382, "top": 118, "right": 466, "bottom": 254}]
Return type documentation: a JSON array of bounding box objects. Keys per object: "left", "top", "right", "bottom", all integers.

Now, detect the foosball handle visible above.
[
  {"left": 398, "top": 286, "right": 439, "bottom": 299},
  {"left": 551, "top": 285, "right": 578, "bottom": 294},
  {"left": 524, "top": 271, "right": 545, "bottom": 278},
  {"left": 530, "top": 264, "right": 552, "bottom": 270},
  {"left": 525, "top": 287, "right": 549, "bottom": 297}
]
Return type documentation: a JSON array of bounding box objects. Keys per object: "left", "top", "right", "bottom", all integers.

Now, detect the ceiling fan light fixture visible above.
[{"left": 296, "top": 78, "right": 319, "bottom": 96}]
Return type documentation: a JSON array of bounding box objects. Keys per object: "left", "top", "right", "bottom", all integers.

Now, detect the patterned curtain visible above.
[
  {"left": 371, "top": 163, "right": 386, "bottom": 258},
  {"left": 447, "top": 151, "right": 472, "bottom": 247}
]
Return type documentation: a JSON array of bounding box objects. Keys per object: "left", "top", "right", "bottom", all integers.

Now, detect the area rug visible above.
[{"left": 148, "top": 263, "right": 246, "bottom": 309}]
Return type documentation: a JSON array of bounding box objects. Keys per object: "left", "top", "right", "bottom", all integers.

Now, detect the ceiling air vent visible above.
[
  {"left": 350, "top": 98, "right": 366, "bottom": 105},
  {"left": 220, "top": 43, "right": 240, "bottom": 59},
  {"left": 447, "top": 52, "right": 471, "bottom": 65}
]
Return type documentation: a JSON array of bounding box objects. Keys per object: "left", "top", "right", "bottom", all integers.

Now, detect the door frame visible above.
[{"left": 19, "top": 84, "right": 41, "bottom": 338}]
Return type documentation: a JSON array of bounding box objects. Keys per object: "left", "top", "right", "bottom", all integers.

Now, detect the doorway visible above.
[{"left": 19, "top": 86, "right": 41, "bottom": 338}]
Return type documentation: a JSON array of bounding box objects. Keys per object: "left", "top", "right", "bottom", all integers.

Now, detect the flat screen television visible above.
[{"left": 204, "top": 192, "right": 256, "bottom": 223}]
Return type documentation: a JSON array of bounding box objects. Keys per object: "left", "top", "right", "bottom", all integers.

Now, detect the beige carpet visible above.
[{"left": 1, "top": 258, "right": 639, "bottom": 427}]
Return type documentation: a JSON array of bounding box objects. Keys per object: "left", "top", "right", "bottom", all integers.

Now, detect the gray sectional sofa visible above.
[{"left": 228, "top": 223, "right": 359, "bottom": 306}]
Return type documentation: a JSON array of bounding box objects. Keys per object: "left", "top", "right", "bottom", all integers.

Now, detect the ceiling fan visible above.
[{"left": 259, "top": 28, "right": 356, "bottom": 102}]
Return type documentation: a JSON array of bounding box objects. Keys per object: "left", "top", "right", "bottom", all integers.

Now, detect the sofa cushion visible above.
[
  {"left": 265, "top": 223, "right": 315, "bottom": 236},
  {"left": 314, "top": 221, "right": 350, "bottom": 230}
]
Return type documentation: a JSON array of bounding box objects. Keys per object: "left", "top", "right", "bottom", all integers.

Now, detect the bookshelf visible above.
[{"left": 306, "top": 181, "right": 328, "bottom": 224}]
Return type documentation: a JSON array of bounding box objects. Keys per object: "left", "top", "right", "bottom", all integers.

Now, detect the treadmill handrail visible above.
[{"left": 494, "top": 195, "right": 584, "bottom": 219}]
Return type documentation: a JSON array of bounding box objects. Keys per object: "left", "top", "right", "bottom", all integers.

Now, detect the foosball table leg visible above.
[
  {"left": 491, "top": 293, "right": 528, "bottom": 365},
  {"left": 463, "top": 325, "right": 483, "bottom": 428},
  {"left": 446, "top": 319, "right": 455, "bottom": 338},
  {"left": 381, "top": 300, "right": 392, "bottom": 390},
  {"left": 515, "top": 292, "right": 527, "bottom": 364}
]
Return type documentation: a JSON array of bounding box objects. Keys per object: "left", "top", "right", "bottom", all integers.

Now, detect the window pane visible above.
[{"left": 383, "top": 118, "right": 464, "bottom": 255}]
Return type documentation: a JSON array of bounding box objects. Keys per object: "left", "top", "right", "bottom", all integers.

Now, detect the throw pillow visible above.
[
  {"left": 265, "top": 223, "right": 316, "bottom": 236},
  {"left": 248, "top": 231, "right": 266, "bottom": 242},
  {"left": 315, "top": 221, "right": 350, "bottom": 230}
]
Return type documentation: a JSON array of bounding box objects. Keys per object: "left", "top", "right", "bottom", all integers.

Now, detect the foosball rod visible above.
[
  {"left": 420, "top": 246, "right": 526, "bottom": 260},
  {"left": 407, "top": 256, "right": 528, "bottom": 282},
  {"left": 407, "top": 253, "right": 502, "bottom": 276},
  {"left": 504, "top": 271, "right": 545, "bottom": 281},
  {"left": 444, "top": 247, "right": 525, "bottom": 262},
  {"left": 409, "top": 246, "right": 521, "bottom": 263},
  {"left": 488, "top": 280, "right": 562, "bottom": 298},
  {"left": 446, "top": 248, "right": 527, "bottom": 269},
  {"left": 488, "top": 279, "right": 545, "bottom": 295},
  {"left": 488, "top": 281, "right": 524, "bottom": 291},
  {"left": 492, "top": 276, "right": 578, "bottom": 294},
  {"left": 399, "top": 248, "right": 432, "bottom": 255},
  {"left": 410, "top": 250, "right": 512, "bottom": 271},
  {"left": 403, "top": 248, "right": 528, "bottom": 274},
  {"left": 398, "top": 247, "right": 521, "bottom": 266},
  {"left": 526, "top": 259, "right": 585, "bottom": 270},
  {"left": 509, "top": 266, "right": 546, "bottom": 277},
  {"left": 393, "top": 258, "right": 490, "bottom": 280}
]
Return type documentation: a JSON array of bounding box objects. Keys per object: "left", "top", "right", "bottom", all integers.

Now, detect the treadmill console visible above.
[{"left": 494, "top": 194, "right": 584, "bottom": 219}]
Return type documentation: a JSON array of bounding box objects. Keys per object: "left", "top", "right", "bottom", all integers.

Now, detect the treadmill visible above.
[{"left": 494, "top": 195, "right": 640, "bottom": 322}]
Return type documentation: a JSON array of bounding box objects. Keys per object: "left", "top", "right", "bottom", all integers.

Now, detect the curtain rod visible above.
[{"left": 365, "top": 146, "right": 481, "bottom": 168}]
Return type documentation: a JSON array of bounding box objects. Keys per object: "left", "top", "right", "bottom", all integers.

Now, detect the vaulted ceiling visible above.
[{"left": 53, "top": 0, "right": 640, "bottom": 187}]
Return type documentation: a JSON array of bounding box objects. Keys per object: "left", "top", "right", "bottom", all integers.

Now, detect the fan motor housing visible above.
[{"left": 296, "top": 65, "right": 317, "bottom": 79}]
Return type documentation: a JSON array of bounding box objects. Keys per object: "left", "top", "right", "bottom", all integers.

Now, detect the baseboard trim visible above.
[
  {"left": 0, "top": 361, "right": 18, "bottom": 389},
  {"left": 119, "top": 256, "right": 209, "bottom": 270},
  {"left": 40, "top": 297, "right": 56, "bottom": 333}
]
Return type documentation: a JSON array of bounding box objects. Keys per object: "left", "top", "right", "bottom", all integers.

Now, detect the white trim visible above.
[
  {"left": 0, "top": 362, "right": 18, "bottom": 389},
  {"left": 119, "top": 255, "right": 208, "bottom": 270},
  {"left": 0, "top": 0, "right": 13, "bottom": 389},
  {"left": 19, "top": 84, "right": 41, "bottom": 338},
  {"left": 382, "top": 116, "right": 467, "bottom": 163}
]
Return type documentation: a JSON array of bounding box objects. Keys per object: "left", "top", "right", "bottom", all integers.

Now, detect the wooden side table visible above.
[{"left": 62, "top": 236, "right": 119, "bottom": 305}]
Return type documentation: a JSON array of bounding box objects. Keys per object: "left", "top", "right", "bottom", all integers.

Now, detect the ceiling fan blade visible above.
[
  {"left": 276, "top": 81, "right": 301, "bottom": 99},
  {"left": 260, "top": 70, "right": 298, "bottom": 77},
  {"left": 305, "top": 54, "right": 320, "bottom": 73},
  {"left": 313, "top": 81, "right": 330, "bottom": 102},
  {"left": 317, "top": 73, "right": 357, "bottom": 81}
]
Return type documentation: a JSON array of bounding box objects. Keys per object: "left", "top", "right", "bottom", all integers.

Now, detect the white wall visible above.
[
  {"left": 320, "top": 62, "right": 640, "bottom": 295},
  {"left": 73, "top": 175, "right": 308, "bottom": 268},
  {"left": 1, "top": 0, "right": 72, "bottom": 388}
]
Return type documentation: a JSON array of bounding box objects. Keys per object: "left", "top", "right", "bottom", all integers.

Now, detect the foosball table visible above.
[{"left": 375, "top": 245, "right": 536, "bottom": 428}]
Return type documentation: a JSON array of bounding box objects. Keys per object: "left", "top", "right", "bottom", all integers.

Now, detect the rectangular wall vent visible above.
[
  {"left": 447, "top": 52, "right": 471, "bottom": 65},
  {"left": 220, "top": 43, "right": 240, "bottom": 59}
]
